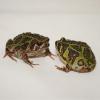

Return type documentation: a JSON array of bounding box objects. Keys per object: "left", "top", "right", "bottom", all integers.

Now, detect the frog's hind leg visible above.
[
  {"left": 21, "top": 52, "right": 39, "bottom": 68},
  {"left": 55, "top": 64, "right": 71, "bottom": 72}
]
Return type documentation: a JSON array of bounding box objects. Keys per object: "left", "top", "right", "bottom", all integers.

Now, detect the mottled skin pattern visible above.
[
  {"left": 55, "top": 37, "right": 96, "bottom": 73},
  {"left": 4, "top": 32, "right": 54, "bottom": 67}
]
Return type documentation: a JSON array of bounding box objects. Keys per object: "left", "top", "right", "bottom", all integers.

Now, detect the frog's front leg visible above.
[
  {"left": 55, "top": 64, "right": 71, "bottom": 72},
  {"left": 21, "top": 52, "right": 39, "bottom": 68},
  {"left": 4, "top": 48, "right": 17, "bottom": 62},
  {"left": 46, "top": 49, "right": 56, "bottom": 60}
]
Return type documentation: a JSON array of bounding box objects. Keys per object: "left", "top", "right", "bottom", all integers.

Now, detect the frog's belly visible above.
[{"left": 57, "top": 52, "right": 84, "bottom": 72}]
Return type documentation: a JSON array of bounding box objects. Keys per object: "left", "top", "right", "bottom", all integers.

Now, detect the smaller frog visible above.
[
  {"left": 4, "top": 32, "right": 54, "bottom": 67},
  {"left": 55, "top": 37, "right": 96, "bottom": 73}
]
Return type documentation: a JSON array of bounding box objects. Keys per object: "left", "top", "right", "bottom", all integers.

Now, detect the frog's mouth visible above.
[
  {"left": 55, "top": 44, "right": 66, "bottom": 65},
  {"left": 55, "top": 41, "right": 61, "bottom": 55},
  {"left": 55, "top": 41, "right": 59, "bottom": 47}
]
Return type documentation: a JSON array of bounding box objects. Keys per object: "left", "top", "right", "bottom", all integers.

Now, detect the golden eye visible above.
[{"left": 78, "top": 59, "right": 84, "bottom": 66}]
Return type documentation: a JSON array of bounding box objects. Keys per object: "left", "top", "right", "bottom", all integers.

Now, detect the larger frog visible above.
[
  {"left": 55, "top": 37, "right": 96, "bottom": 73},
  {"left": 4, "top": 32, "right": 54, "bottom": 67}
]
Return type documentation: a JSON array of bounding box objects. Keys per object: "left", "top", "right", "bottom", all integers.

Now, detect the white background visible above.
[{"left": 0, "top": 0, "right": 100, "bottom": 100}]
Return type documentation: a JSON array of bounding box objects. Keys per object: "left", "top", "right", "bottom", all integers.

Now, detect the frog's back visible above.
[
  {"left": 65, "top": 40, "right": 96, "bottom": 69},
  {"left": 13, "top": 32, "right": 49, "bottom": 50}
]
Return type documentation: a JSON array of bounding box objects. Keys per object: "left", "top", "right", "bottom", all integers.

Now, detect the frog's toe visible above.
[{"left": 55, "top": 65, "right": 70, "bottom": 72}]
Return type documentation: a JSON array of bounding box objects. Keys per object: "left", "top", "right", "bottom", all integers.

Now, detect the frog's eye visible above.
[
  {"left": 60, "top": 37, "right": 66, "bottom": 42},
  {"left": 78, "top": 59, "right": 84, "bottom": 66}
]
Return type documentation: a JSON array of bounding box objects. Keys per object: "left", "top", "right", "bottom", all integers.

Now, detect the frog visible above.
[
  {"left": 4, "top": 32, "right": 54, "bottom": 67},
  {"left": 55, "top": 37, "right": 96, "bottom": 73}
]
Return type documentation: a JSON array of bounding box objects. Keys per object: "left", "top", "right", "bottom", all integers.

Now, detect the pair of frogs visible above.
[{"left": 4, "top": 32, "right": 96, "bottom": 73}]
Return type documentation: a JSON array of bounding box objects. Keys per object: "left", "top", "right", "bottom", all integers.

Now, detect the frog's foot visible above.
[
  {"left": 48, "top": 51, "right": 57, "bottom": 60},
  {"left": 55, "top": 65, "right": 70, "bottom": 72},
  {"left": 24, "top": 59, "right": 39, "bottom": 68},
  {"left": 21, "top": 52, "right": 39, "bottom": 68},
  {"left": 48, "top": 53, "right": 55, "bottom": 60}
]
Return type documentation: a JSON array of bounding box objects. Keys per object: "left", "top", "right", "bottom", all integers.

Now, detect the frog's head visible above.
[
  {"left": 55, "top": 37, "right": 68, "bottom": 55},
  {"left": 4, "top": 39, "right": 14, "bottom": 57}
]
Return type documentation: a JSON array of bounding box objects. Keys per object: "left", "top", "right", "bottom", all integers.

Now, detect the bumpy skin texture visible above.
[
  {"left": 4, "top": 32, "right": 53, "bottom": 67},
  {"left": 55, "top": 37, "right": 96, "bottom": 73}
]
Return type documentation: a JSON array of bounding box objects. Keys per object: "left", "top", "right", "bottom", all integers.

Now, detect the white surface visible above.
[
  {"left": 0, "top": 0, "right": 100, "bottom": 100},
  {"left": 0, "top": 0, "right": 100, "bottom": 14}
]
